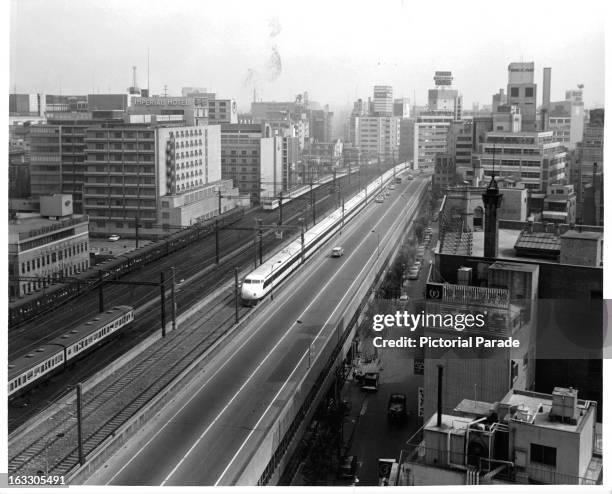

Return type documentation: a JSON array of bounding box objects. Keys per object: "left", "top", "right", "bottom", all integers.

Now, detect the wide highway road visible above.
[{"left": 88, "top": 175, "right": 429, "bottom": 486}]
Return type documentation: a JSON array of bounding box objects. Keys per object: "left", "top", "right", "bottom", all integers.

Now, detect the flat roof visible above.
[
  {"left": 561, "top": 230, "right": 603, "bottom": 240},
  {"left": 502, "top": 390, "right": 593, "bottom": 433},
  {"left": 9, "top": 215, "right": 88, "bottom": 243}
]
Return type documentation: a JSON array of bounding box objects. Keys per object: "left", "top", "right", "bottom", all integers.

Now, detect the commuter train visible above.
[
  {"left": 9, "top": 208, "right": 245, "bottom": 328},
  {"left": 8, "top": 305, "right": 134, "bottom": 398},
  {"left": 240, "top": 163, "right": 410, "bottom": 304}
]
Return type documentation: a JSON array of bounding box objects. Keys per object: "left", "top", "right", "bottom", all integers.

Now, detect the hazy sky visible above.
[{"left": 9, "top": 0, "right": 607, "bottom": 112}]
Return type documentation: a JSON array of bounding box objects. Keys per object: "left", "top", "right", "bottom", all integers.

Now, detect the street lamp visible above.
[
  {"left": 371, "top": 230, "right": 380, "bottom": 259},
  {"left": 270, "top": 260, "right": 282, "bottom": 301}
]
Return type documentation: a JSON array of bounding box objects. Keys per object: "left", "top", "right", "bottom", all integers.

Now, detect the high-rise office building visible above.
[
  {"left": 373, "top": 85, "right": 393, "bottom": 116},
  {"left": 507, "top": 62, "right": 537, "bottom": 131}
]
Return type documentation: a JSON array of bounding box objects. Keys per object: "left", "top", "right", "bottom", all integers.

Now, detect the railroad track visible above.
[{"left": 8, "top": 288, "right": 250, "bottom": 476}]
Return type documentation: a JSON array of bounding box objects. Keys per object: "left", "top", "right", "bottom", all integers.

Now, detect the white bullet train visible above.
[{"left": 240, "top": 163, "right": 411, "bottom": 305}]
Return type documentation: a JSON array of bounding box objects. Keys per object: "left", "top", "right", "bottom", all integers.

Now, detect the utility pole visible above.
[
  {"left": 170, "top": 267, "right": 176, "bottom": 332},
  {"left": 299, "top": 217, "right": 305, "bottom": 264},
  {"left": 257, "top": 218, "right": 263, "bottom": 266},
  {"left": 76, "top": 383, "right": 85, "bottom": 465},
  {"left": 135, "top": 201, "right": 140, "bottom": 249},
  {"left": 215, "top": 219, "right": 220, "bottom": 264},
  {"left": 279, "top": 191, "right": 283, "bottom": 226},
  {"left": 160, "top": 271, "right": 166, "bottom": 338},
  {"left": 310, "top": 184, "right": 316, "bottom": 225},
  {"left": 342, "top": 198, "right": 345, "bottom": 227},
  {"left": 234, "top": 267, "right": 239, "bottom": 323},
  {"left": 98, "top": 270, "right": 104, "bottom": 313},
  {"left": 218, "top": 188, "right": 222, "bottom": 216}
]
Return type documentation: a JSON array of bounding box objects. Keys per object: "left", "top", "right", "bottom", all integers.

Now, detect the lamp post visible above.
[{"left": 371, "top": 230, "right": 380, "bottom": 259}]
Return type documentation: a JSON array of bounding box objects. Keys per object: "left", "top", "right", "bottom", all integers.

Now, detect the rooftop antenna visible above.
[
  {"left": 132, "top": 66, "right": 138, "bottom": 89},
  {"left": 163, "top": 85, "right": 168, "bottom": 97},
  {"left": 147, "top": 48, "right": 150, "bottom": 94}
]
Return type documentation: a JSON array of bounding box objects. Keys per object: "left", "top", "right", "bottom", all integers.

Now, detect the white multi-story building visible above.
[
  {"left": 413, "top": 112, "right": 455, "bottom": 170},
  {"left": 472, "top": 131, "right": 567, "bottom": 192},
  {"left": 83, "top": 123, "right": 238, "bottom": 236},
  {"left": 547, "top": 97, "right": 584, "bottom": 151},
  {"left": 355, "top": 115, "right": 400, "bottom": 161}
]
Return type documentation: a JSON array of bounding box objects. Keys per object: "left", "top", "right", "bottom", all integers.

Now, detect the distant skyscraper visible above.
[
  {"left": 373, "top": 85, "right": 393, "bottom": 116},
  {"left": 507, "top": 62, "right": 537, "bottom": 131}
]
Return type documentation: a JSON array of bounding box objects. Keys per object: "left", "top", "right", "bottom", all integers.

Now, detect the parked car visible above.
[
  {"left": 387, "top": 393, "right": 408, "bottom": 423},
  {"left": 108, "top": 234, "right": 121, "bottom": 242},
  {"left": 331, "top": 246, "right": 345, "bottom": 257},
  {"left": 399, "top": 293, "right": 409, "bottom": 301},
  {"left": 408, "top": 269, "right": 419, "bottom": 280}
]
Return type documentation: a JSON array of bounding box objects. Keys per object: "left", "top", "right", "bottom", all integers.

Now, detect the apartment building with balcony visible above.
[{"left": 83, "top": 122, "right": 234, "bottom": 237}]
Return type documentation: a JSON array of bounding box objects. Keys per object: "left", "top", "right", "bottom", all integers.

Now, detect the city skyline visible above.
[{"left": 9, "top": 0, "right": 607, "bottom": 110}]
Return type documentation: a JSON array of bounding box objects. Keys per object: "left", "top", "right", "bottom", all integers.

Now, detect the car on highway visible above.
[
  {"left": 407, "top": 174, "right": 414, "bottom": 180},
  {"left": 413, "top": 261, "right": 422, "bottom": 271},
  {"left": 387, "top": 393, "right": 408, "bottom": 423},
  {"left": 331, "top": 246, "right": 345, "bottom": 257},
  {"left": 408, "top": 269, "right": 419, "bottom": 280},
  {"left": 388, "top": 184, "right": 395, "bottom": 190},
  {"left": 108, "top": 234, "right": 121, "bottom": 242},
  {"left": 375, "top": 196, "right": 384, "bottom": 203}
]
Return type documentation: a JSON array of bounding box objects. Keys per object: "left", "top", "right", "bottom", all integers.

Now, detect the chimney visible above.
[
  {"left": 541, "top": 68, "right": 551, "bottom": 131},
  {"left": 482, "top": 177, "right": 503, "bottom": 258},
  {"left": 437, "top": 365, "right": 444, "bottom": 427}
]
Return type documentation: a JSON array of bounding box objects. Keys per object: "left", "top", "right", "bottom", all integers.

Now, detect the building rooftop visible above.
[
  {"left": 502, "top": 389, "right": 594, "bottom": 433},
  {"left": 423, "top": 413, "right": 473, "bottom": 433},
  {"left": 9, "top": 215, "right": 88, "bottom": 244},
  {"left": 560, "top": 230, "right": 603, "bottom": 240}
]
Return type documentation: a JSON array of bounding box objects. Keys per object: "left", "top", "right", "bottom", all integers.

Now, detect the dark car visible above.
[{"left": 387, "top": 393, "right": 407, "bottom": 423}]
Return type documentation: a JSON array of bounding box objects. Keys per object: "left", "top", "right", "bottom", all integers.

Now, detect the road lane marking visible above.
[
  {"left": 105, "top": 177, "right": 420, "bottom": 484},
  {"left": 213, "top": 184, "right": 426, "bottom": 485}
]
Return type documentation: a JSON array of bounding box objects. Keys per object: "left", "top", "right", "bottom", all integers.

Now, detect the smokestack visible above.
[
  {"left": 482, "top": 177, "right": 503, "bottom": 258},
  {"left": 541, "top": 67, "right": 551, "bottom": 131},
  {"left": 437, "top": 365, "right": 444, "bottom": 427}
]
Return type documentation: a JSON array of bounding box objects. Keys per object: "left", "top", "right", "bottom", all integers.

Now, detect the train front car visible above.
[{"left": 240, "top": 275, "right": 267, "bottom": 306}]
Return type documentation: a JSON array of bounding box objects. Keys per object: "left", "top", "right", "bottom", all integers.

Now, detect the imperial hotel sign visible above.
[{"left": 128, "top": 97, "right": 208, "bottom": 126}]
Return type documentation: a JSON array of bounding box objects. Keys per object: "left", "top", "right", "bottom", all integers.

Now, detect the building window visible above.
[
  {"left": 530, "top": 443, "right": 556, "bottom": 467},
  {"left": 525, "top": 87, "right": 534, "bottom": 98},
  {"left": 510, "top": 87, "right": 519, "bottom": 98}
]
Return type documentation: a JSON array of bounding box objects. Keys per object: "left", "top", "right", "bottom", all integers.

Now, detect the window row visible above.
[{"left": 21, "top": 242, "right": 88, "bottom": 274}]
